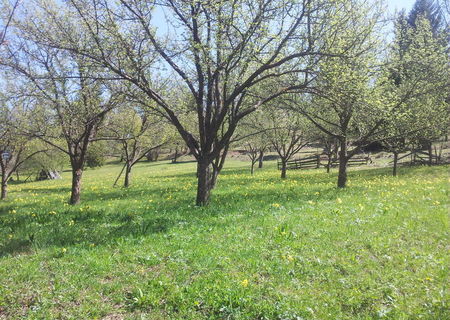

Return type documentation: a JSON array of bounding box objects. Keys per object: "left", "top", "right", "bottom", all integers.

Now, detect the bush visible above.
[{"left": 86, "top": 142, "right": 106, "bottom": 168}]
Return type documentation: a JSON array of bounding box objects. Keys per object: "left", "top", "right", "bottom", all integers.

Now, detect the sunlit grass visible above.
[{"left": 0, "top": 160, "right": 448, "bottom": 319}]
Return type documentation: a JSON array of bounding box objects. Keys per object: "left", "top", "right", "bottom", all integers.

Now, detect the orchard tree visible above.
[
  {"left": 242, "top": 133, "right": 268, "bottom": 175},
  {"left": 0, "top": 102, "right": 47, "bottom": 199},
  {"left": 293, "top": 0, "right": 390, "bottom": 188},
  {"left": 109, "top": 106, "right": 168, "bottom": 188},
  {"left": 263, "top": 104, "right": 311, "bottom": 179},
  {"left": 0, "top": 0, "right": 20, "bottom": 46},
  {"left": 387, "top": 14, "right": 450, "bottom": 167},
  {"left": 0, "top": 33, "right": 123, "bottom": 204},
  {"left": 11, "top": 0, "right": 364, "bottom": 205},
  {"left": 237, "top": 110, "right": 270, "bottom": 174}
]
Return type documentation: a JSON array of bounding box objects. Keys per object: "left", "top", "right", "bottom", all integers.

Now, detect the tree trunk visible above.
[
  {"left": 172, "top": 147, "right": 178, "bottom": 163},
  {"left": 326, "top": 154, "right": 332, "bottom": 173},
  {"left": 251, "top": 161, "right": 255, "bottom": 175},
  {"left": 333, "top": 140, "right": 339, "bottom": 159},
  {"left": 337, "top": 139, "right": 348, "bottom": 188},
  {"left": 258, "top": 150, "right": 264, "bottom": 168},
  {"left": 1, "top": 175, "right": 7, "bottom": 200},
  {"left": 428, "top": 142, "right": 433, "bottom": 166},
  {"left": 70, "top": 167, "right": 83, "bottom": 205},
  {"left": 393, "top": 152, "right": 399, "bottom": 177},
  {"left": 196, "top": 160, "right": 214, "bottom": 206},
  {"left": 281, "top": 159, "right": 287, "bottom": 179},
  {"left": 124, "top": 164, "right": 131, "bottom": 188}
]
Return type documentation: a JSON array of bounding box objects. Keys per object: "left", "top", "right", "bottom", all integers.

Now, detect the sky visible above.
[{"left": 386, "top": 0, "right": 417, "bottom": 13}]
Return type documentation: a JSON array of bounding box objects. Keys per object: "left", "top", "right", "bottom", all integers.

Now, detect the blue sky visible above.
[{"left": 386, "top": 0, "right": 416, "bottom": 13}]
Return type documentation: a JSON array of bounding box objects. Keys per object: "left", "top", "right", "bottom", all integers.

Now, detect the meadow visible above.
[{"left": 0, "top": 160, "right": 448, "bottom": 319}]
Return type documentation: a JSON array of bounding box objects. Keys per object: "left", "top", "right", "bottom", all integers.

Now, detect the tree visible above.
[
  {"left": 14, "top": 0, "right": 361, "bottom": 205},
  {"left": 292, "top": 1, "right": 389, "bottom": 188},
  {"left": 0, "top": 0, "right": 20, "bottom": 46},
  {"left": 262, "top": 105, "right": 310, "bottom": 179},
  {"left": 0, "top": 30, "right": 123, "bottom": 203},
  {"left": 408, "top": 0, "right": 444, "bottom": 34},
  {"left": 386, "top": 14, "right": 450, "bottom": 169},
  {"left": 244, "top": 142, "right": 260, "bottom": 175},
  {"left": 86, "top": 141, "right": 107, "bottom": 168},
  {"left": 0, "top": 102, "right": 46, "bottom": 199},
  {"left": 109, "top": 106, "right": 168, "bottom": 188},
  {"left": 237, "top": 110, "right": 270, "bottom": 174}
]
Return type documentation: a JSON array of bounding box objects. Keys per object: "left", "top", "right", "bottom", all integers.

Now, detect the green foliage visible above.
[
  {"left": 0, "top": 160, "right": 448, "bottom": 319},
  {"left": 386, "top": 13, "right": 450, "bottom": 149},
  {"left": 86, "top": 142, "right": 107, "bottom": 168}
]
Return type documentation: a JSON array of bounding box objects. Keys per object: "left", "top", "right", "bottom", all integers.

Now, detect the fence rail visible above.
[{"left": 278, "top": 154, "right": 370, "bottom": 170}]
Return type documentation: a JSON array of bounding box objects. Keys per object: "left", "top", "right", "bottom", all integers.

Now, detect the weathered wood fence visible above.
[{"left": 278, "top": 155, "right": 371, "bottom": 170}]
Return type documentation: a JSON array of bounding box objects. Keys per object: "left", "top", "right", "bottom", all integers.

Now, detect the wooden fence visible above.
[{"left": 278, "top": 154, "right": 371, "bottom": 170}]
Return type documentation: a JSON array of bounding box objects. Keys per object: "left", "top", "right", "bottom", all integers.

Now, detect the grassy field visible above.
[{"left": 0, "top": 160, "right": 448, "bottom": 319}]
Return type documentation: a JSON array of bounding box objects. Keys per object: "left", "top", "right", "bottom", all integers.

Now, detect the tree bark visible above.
[
  {"left": 258, "top": 150, "right": 264, "bottom": 168},
  {"left": 1, "top": 175, "right": 7, "bottom": 200},
  {"left": 196, "top": 160, "right": 214, "bottom": 206},
  {"left": 70, "top": 167, "right": 83, "bottom": 205},
  {"left": 281, "top": 159, "right": 287, "bottom": 179},
  {"left": 326, "top": 154, "right": 332, "bottom": 173},
  {"left": 428, "top": 142, "right": 433, "bottom": 166},
  {"left": 124, "top": 165, "right": 131, "bottom": 188},
  {"left": 172, "top": 147, "right": 179, "bottom": 163},
  {"left": 337, "top": 139, "right": 348, "bottom": 188},
  {"left": 251, "top": 162, "right": 255, "bottom": 175},
  {"left": 393, "top": 152, "right": 399, "bottom": 177}
]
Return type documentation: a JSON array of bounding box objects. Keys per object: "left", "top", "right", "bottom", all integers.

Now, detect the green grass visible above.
[{"left": 0, "top": 160, "right": 448, "bottom": 319}]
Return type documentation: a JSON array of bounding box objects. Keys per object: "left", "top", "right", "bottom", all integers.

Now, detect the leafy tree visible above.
[
  {"left": 0, "top": 101, "right": 47, "bottom": 199},
  {"left": 260, "top": 105, "right": 311, "bottom": 179},
  {"left": 0, "top": 32, "right": 123, "bottom": 204},
  {"left": 408, "top": 0, "right": 444, "bottom": 34},
  {"left": 386, "top": 15, "right": 450, "bottom": 169},
  {"left": 14, "top": 0, "right": 363, "bottom": 205},
  {"left": 293, "top": 0, "right": 389, "bottom": 187},
  {"left": 108, "top": 106, "right": 168, "bottom": 188},
  {"left": 86, "top": 141, "right": 107, "bottom": 168}
]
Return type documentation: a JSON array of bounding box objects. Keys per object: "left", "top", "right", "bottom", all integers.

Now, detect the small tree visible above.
[
  {"left": 86, "top": 141, "right": 107, "bottom": 168},
  {"left": 109, "top": 107, "right": 168, "bottom": 188},
  {"left": 264, "top": 106, "right": 310, "bottom": 179},
  {"left": 244, "top": 143, "right": 260, "bottom": 175},
  {"left": 0, "top": 103, "right": 46, "bottom": 199}
]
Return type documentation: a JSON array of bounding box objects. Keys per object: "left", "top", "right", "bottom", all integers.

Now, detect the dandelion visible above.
[
  {"left": 241, "top": 279, "right": 249, "bottom": 287},
  {"left": 272, "top": 203, "right": 281, "bottom": 208},
  {"left": 61, "top": 248, "right": 67, "bottom": 253},
  {"left": 336, "top": 198, "right": 342, "bottom": 204},
  {"left": 8, "top": 234, "right": 13, "bottom": 239},
  {"left": 287, "top": 255, "right": 294, "bottom": 262},
  {"left": 68, "top": 220, "right": 75, "bottom": 226}
]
